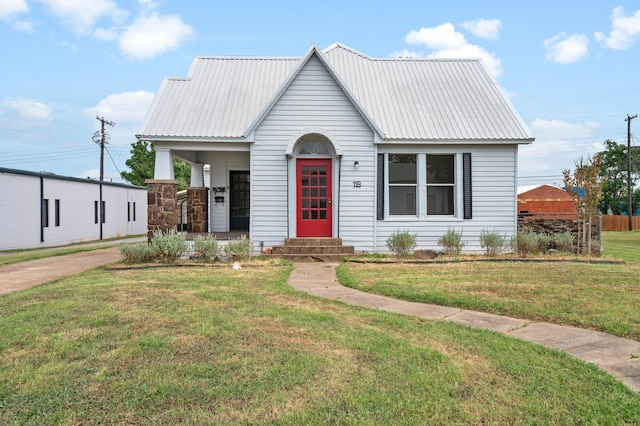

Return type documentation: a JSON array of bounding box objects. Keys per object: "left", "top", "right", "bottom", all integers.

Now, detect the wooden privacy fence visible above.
[{"left": 602, "top": 215, "right": 640, "bottom": 231}]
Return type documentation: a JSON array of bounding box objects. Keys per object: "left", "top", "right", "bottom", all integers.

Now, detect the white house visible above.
[
  {"left": 0, "top": 167, "right": 147, "bottom": 250},
  {"left": 137, "top": 43, "right": 534, "bottom": 253}
]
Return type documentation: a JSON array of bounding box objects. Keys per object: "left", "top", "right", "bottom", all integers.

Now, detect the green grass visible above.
[
  {"left": 338, "top": 231, "right": 640, "bottom": 340},
  {"left": 0, "top": 235, "right": 147, "bottom": 266},
  {"left": 0, "top": 245, "right": 121, "bottom": 266},
  {"left": 602, "top": 230, "right": 640, "bottom": 263},
  {"left": 1, "top": 262, "right": 638, "bottom": 424}
]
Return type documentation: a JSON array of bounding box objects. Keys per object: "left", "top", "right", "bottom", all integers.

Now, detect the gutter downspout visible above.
[
  {"left": 40, "top": 176, "right": 44, "bottom": 243},
  {"left": 336, "top": 155, "right": 341, "bottom": 238},
  {"left": 99, "top": 182, "right": 103, "bottom": 240}
]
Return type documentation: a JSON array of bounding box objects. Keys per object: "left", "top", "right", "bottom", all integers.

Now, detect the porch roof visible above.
[{"left": 138, "top": 43, "right": 533, "bottom": 143}]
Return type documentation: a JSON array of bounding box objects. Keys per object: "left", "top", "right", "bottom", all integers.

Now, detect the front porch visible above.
[{"left": 184, "top": 231, "right": 247, "bottom": 241}]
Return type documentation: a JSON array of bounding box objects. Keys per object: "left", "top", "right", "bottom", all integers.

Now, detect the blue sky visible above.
[{"left": 1, "top": 0, "right": 639, "bottom": 187}]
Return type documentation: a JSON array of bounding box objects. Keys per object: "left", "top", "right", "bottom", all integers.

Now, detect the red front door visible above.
[{"left": 297, "top": 159, "right": 332, "bottom": 237}]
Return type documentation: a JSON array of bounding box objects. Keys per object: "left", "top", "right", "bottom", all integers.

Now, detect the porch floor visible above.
[{"left": 185, "top": 232, "right": 247, "bottom": 241}]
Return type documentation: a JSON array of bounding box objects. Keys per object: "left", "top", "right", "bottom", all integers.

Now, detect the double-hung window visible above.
[
  {"left": 380, "top": 152, "right": 470, "bottom": 219},
  {"left": 426, "top": 154, "right": 455, "bottom": 216},
  {"left": 388, "top": 154, "right": 417, "bottom": 216}
]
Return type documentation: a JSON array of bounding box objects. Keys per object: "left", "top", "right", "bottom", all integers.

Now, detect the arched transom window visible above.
[{"left": 296, "top": 134, "right": 332, "bottom": 156}]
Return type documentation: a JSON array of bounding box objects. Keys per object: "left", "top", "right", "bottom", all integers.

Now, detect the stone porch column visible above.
[
  {"left": 146, "top": 179, "right": 178, "bottom": 241},
  {"left": 187, "top": 187, "right": 209, "bottom": 233}
]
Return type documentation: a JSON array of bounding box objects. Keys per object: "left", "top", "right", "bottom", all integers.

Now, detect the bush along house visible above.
[{"left": 137, "top": 43, "right": 534, "bottom": 256}]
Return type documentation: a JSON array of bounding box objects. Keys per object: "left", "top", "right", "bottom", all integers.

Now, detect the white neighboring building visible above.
[{"left": 0, "top": 167, "right": 147, "bottom": 251}]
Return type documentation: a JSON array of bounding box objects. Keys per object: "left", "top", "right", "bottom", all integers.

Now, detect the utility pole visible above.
[
  {"left": 93, "top": 116, "right": 115, "bottom": 241},
  {"left": 94, "top": 116, "right": 115, "bottom": 181},
  {"left": 626, "top": 114, "right": 637, "bottom": 231}
]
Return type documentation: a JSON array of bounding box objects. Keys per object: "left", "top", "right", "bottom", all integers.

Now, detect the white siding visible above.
[
  {"left": 252, "top": 54, "right": 375, "bottom": 250},
  {"left": 0, "top": 172, "right": 41, "bottom": 250},
  {"left": 376, "top": 145, "right": 518, "bottom": 253},
  {"left": 0, "top": 170, "right": 147, "bottom": 250}
]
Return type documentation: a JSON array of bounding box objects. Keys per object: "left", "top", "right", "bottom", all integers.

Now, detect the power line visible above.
[{"left": 104, "top": 144, "right": 123, "bottom": 177}]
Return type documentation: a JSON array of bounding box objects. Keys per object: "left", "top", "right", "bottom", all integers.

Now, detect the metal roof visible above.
[{"left": 138, "top": 43, "right": 534, "bottom": 142}]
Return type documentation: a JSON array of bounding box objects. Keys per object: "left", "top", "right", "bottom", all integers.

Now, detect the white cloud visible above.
[
  {"left": 404, "top": 23, "right": 502, "bottom": 76},
  {"left": 18, "top": 0, "right": 192, "bottom": 61},
  {"left": 460, "top": 18, "right": 502, "bottom": 40},
  {"left": 529, "top": 119, "right": 600, "bottom": 140},
  {"left": 594, "top": 6, "right": 640, "bottom": 50},
  {"left": 0, "top": 0, "right": 28, "bottom": 19},
  {"left": 137, "top": 0, "right": 158, "bottom": 14},
  {"left": 36, "top": 0, "right": 127, "bottom": 35},
  {"left": 518, "top": 119, "right": 603, "bottom": 181},
  {"left": 93, "top": 26, "right": 118, "bottom": 41},
  {"left": 406, "top": 23, "right": 466, "bottom": 50},
  {"left": 118, "top": 12, "right": 194, "bottom": 60},
  {"left": 85, "top": 91, "right": 155, "bottom": 148},
  {"left": 86, "top": 91, "right": 154, "bottom": 124},
  {"left": 544, "top": 32, "right": 589, "bottom": 64},
  {"left": 3, "top": 97, "right": 51, "bottom": 121},
  {"left": 13, "top": 20, "right": 33, "bottom": 32}
]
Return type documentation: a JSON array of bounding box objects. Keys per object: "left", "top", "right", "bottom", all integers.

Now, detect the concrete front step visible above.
[
  {"left": 284, "top": 238, "right": 343, "bottom": 247},
  {"left": 270, "top": 237, "right": 354, "bottom": 262},
  {"left": 272, "top": 245, "right": 354, "bottom": 255}
]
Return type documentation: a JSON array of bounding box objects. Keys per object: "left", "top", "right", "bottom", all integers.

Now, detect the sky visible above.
[{"left": 0, "top": 0, "right": 639, "bottom": 187}]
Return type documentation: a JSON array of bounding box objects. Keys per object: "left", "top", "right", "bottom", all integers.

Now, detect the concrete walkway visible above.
[
  {"left": 288, "top": 262, "right": 640, "bottom": 392},
  {"left": 0, "top": 247, "right": 122, "bottom": 296}
]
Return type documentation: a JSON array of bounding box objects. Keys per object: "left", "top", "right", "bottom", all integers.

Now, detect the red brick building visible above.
[{"left": 518, "top": 184, "right": 577, "bottom": 219}]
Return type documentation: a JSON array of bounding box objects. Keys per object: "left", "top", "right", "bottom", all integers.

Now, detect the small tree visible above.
[
  {"left": 563, "top": 156, "right": 605, "bottom": 255},
  {"left": 120, "top": 140, "right": 192, "bottom": 191}
]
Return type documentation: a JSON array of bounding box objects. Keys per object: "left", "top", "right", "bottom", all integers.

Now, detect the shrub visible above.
[
  {"left": 151, "top": 228, "right": 187, "bottom": 264},
  {"left": 437, "top": 228, "right": 466, "bottom": 256},
  {"left": 224, "top": 235, "right": 254, "bottom": 261},
  {"left": 386, "top": 230, "right": 417, "bottom": 259},
  {"left": 536, "top": 233, "right": 552, "bottom": 253},
  {"left": 479, "top": 229, "right": 506, "bottom": 256},
  {"left": 193, "top": 234, "right": 220, "bottom": 261},
  {"left": 551, "top": 231, "right": 575, "bottom": 253},
  {"left": 119, "top": 242, "right": 157, "bottom": 264},
  {"left": 510, "top": 230, "right": 548, "bottom": 258}
]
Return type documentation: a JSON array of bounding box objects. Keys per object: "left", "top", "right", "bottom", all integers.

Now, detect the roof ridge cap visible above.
[
  {"left": 194, "top": 55, "right": 301, "bottom": 60},
  {"left": 323, "top": 42, "right": 372, "bottom": 60}
]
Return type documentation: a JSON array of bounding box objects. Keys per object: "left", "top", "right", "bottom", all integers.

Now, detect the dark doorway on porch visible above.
[{"left": 230, "top": 171, "right": 250, "bottom": 231}]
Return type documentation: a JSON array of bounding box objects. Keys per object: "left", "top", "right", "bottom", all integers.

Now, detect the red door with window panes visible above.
[{"left": 296, "top": 159, "right": 332, "bottom": 237}]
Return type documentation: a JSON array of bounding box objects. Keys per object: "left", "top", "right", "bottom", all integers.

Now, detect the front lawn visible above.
[
  {"left": 338, "top": 231, "right": 640, "bottom": 340},
  {"left": 1, "top": 262, "right": 638, "bottom": 424}
]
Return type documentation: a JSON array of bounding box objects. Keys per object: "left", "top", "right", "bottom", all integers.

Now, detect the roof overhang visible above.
[
  {"left": 136, "top": 135, "right": 254, "bottom": 143},
  {"left": 376, "top": 138, "right": 535, "bottom": 145}
]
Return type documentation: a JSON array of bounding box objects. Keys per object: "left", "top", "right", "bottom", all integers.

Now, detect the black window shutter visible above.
[
  {"left": 376, "top": 153, "right": 384, "bottom": 220},
  {"left": 463, "top": 153, "right": 472, "bottom": 219}
]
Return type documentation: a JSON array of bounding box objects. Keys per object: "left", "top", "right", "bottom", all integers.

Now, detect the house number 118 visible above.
[{"left": 353, "top": 181, "right": 361, "bottom": 188}]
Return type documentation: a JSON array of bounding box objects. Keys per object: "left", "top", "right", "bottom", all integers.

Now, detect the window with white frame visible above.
[
  {"left": 378, "top": 152, "right": 471, "bottom": 219},
  {"left": 388, "top": 154, "right": 417, "bottom": 216},
  {"left": 426, "top": 154, "right": 455, "bottom": 215}
]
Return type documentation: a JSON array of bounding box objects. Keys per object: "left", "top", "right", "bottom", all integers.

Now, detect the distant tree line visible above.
[{"left": 596, "top": 139, "right": 640, "bottom": 215}]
